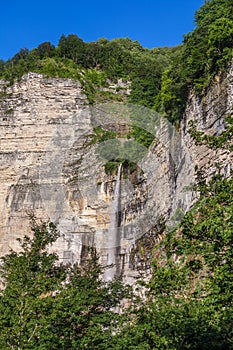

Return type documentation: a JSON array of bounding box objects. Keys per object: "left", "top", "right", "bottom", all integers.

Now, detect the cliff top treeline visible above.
[
  {"left": 1, "top": 0, "right": 233, "bottom": 123},
  {"left": 0, "top": 1, "right": 233, "bottom": 348}
]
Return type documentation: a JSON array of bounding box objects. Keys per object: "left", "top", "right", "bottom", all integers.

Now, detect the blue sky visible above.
[{"left": 1, "top": 0, "right": 204, "bottom": 61}]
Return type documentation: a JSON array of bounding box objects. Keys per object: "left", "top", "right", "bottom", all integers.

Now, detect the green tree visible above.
[
  {"left": 58, "top": 34, "right": 86, "bottom": 65},
  {"left": 0, "top": 218, "right": 63, "bottom": 349},
  {"left": 0, "top": 217, "right": 128, "bottom": 349},
  {"left": 11, "top": 48, "right": 29, "bottom": 63},
  {"left": 37, "top": 41, "right": 56, "bottom": 59},
  {"left": 115, "top": 175, "right": 233, "bottom": 349},
  {"left": 155, "top": 0, "right": 233, "bottom": 123},
  {"left": 208, "top": 17, "right": 233, "bottom": 71}
]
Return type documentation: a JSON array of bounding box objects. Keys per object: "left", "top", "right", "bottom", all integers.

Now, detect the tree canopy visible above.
[
  {"left": 1, "top": 1, "right": 232, "bottom": 122},
  {"left": 0, "top": 2, "right": 233, "bottom": 346},
  {"left": 155, "top": 0, "right": 233, "bottom": 123},
  {"left": 0, "top": 217, "right": 129, "bottom": 349},
  {"left": 1, "top": 174, "right": 232, "bottom": 349}
]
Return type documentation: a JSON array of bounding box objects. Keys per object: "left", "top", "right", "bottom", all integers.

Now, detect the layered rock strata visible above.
[{"left": 0, "top": 71, "right": 232, "bottom": 278}]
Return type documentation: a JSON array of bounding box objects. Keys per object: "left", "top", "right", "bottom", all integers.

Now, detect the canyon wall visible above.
[{"left": 0, "top": 70, "right": 232, "bottom": 277}]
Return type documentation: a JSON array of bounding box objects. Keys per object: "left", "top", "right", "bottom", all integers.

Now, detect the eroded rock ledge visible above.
[{"left": 0, "top": 71, "right": 232, "bottom": 278}]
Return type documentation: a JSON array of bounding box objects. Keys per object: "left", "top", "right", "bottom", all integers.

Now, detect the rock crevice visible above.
[{"left": 0, "top": 71, "right": 232, "bottom": 278}]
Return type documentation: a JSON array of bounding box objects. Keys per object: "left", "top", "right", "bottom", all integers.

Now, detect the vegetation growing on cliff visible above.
[
  {"left": 0, "top": 175, "right": 232, "bottom": 349},
  {"left": 0, "top": 1, "right": 232, "bottom": 347},
  {"left": 188, "top": 114, "right": 233, "bottom": 151},
  {"left": 115, "top": 174, "right": 233, "bottom": 349},
  {"left": 1, "top": 1, "right": 232, "bottom": 123},
  {"left": 0, "top": 217, "right": 129, "bottom": 349},
  {"left": 155, "top": 0, "right": 233, "bottom": 123},
  {"left": 0, "top": 36, "right": 179, "bottom": 107}
]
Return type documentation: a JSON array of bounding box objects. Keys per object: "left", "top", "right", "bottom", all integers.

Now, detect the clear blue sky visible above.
[{"left": 1, "top": 0, "right": 204, "bottom": 61}]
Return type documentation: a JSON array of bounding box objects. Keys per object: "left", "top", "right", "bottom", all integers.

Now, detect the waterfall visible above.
[{"left": 105, "top": 163, "right": 122, "bottom": 281}]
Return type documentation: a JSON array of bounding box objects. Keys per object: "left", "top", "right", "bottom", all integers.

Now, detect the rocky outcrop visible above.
[
  {"left": 0, "top": 73, "right": 90, "bottom": 255},
  {"left": 181, "top": 69, "right": 233, "bottom": 180},
  {"left": 0, "top": 70, "right": 232, "bottom": 279}
]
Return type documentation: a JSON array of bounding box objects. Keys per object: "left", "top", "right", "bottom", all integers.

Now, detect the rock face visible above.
[
  {"left": 181, "top": 70, "right": 233, "bottom": 180},
  {"left": 0, "top": 73, "right": 90, "bottom": 255},
  {"left": 0, "top": 71, "right": 232, "bottom": 278}
]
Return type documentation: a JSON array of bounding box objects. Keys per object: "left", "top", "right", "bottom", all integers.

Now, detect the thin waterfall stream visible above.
[{"left": 105, "top": 163, "right": 122, "bottom": 281}]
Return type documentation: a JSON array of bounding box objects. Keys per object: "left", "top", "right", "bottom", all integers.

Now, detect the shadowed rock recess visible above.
[{"left": 0, "top": 71, "right": 232, "bottom": 279}]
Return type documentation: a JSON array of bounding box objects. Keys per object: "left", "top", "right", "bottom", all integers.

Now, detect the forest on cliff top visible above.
[
  {"left": 0, "top": 0, "right": 233, "bottom": 349},
  {"left": 1, "top": 0, "right": 233, "bottom": 123}
]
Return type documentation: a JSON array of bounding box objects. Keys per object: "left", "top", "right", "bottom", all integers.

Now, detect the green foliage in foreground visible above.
[
  {"left": 0, "top": 217, "right": 129, "bottom": 350},
  {"left": 0, "top": 174, "right": 232, "bottom": 349},
  {"left": 115, "top": 175, "right": 233, "bottom": 350}
]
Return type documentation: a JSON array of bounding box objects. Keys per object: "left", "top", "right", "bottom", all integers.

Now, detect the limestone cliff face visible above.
[
  {"left": 0, "top": 70, "right": 232, "bottom": 277},
  {"left": 181, "top": 68, "right": 233, "bottom": 180},
  {"left": 0, "top": 73, "right": 90, "bottom": 255}
]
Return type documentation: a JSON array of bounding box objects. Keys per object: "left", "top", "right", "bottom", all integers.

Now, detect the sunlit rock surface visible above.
[{"left": 0, "top": 71, "right": 232, "bottom": 279}]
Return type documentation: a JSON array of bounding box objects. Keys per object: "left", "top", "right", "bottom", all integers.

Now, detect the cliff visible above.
[{"left": 0, "top": 70, "right": 232, "bottom": 277}]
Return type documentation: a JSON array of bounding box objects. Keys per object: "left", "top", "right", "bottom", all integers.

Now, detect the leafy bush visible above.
[{"left": 0, "top": 217, "right": 129, "bottom": 350}]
